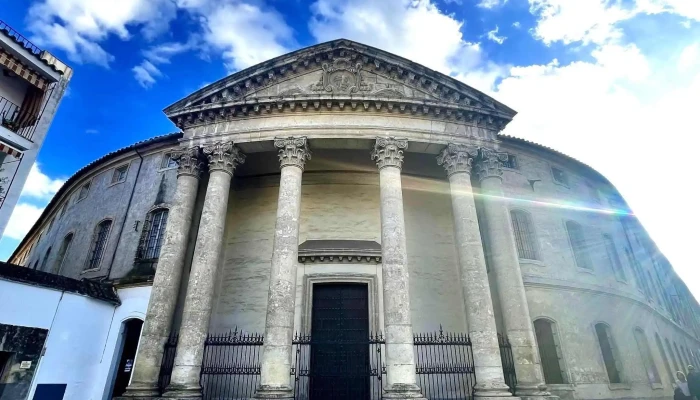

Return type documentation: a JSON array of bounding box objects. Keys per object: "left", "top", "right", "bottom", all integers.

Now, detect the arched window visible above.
[
  {"left": 566, "top": 221, "right": 592, "bottom": 270},
  {"left": 633, "top": 328, "right": 661, "bottom": 384},
  {"left": 511, "top": 210, "right": 540, "bottom": 260},
  {"left": 32, "top": 259, "right": 39, "bottom": 270},
  {"left": 54, "top": 233, "right": 74, "bottom": 274},
  {"left": 534, "top": 319, "right": 566, "bottom": 384},
  {"left": 655, "top": 333, "right": 675, "bottom": 383},
  {"left": 603, "top": 235, "right": 626, "bottom": 281},
  {"left": 40, "top": 247, "right": 52, "bottom": 271},
  {"left": 595, "top": 323, "right": 623, "bottom": 383},
  {"left": 674, "top": 342, "right": 687, "bottom": 372},
  {"left": 136, "top": 208, "right": 169, "bottom": 260},
  {"left": 85, "top": 219, "right": 112, "bottom": 271}
]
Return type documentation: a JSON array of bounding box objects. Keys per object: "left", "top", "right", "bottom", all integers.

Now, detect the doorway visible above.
[
  {"left": 111, "top": 319, "right": 143, "bottom": 397},
  {"left": 310, "top": 283, "right": 370, "bottom": 400}
]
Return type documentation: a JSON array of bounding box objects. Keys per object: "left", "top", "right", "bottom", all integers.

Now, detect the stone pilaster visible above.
[
  {"left": 164, "top": 142, "right": 245, "bottom": 398},
  {"left": 123, "top": 146, "right": 203, "bottom": 398},
  {"left": 254, "top": 137, "right": 310, "bottom": 399},
  {"left": 437, "top": 144, "right": 515, "bottom": 399},
  {"left": 476, "top": 147, "right": 550, "bottom": 399},
  {"left": 371, "top": 137, "right": 426, "bottom": 400}
]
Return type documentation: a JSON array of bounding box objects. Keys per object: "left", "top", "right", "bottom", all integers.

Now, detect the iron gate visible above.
[{"left": 498, "top": 334, "right": 517, "bottom": 395}]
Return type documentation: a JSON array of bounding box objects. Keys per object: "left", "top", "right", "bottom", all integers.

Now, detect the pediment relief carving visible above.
[{"left": 164, "top": 40, "right": 515, "bottom": 132}]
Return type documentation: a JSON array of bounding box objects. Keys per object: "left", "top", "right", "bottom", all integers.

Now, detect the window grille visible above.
[
  {"left": 511, "top": 210, "right": 539, "bottom": 260},
  {"left": 85, "top": 220, "right": 112, "bottom": 271},
  {"left": 551, "top": 167, "right": 569, "bottom": 186},
  {"left": 137, "top": 209, "right": 169, "bottom": 260},
  {"left": 78, "top": 182, "right": 91, "bottom": 201},
  {"left": 603, "top": 235, "right": 626, "bottom": 281},
  {"left": 633, "top": 329, "right": 661, "bottom": 384},
  {"left": 595, "top": 323, "right": 623, "bottom": 383},
  {"left": 534, "top": 319, "right": 566, "bottom": 384},
  {"left": 112, "top": 165, "right": 128, "bottom": 184},
  {"left": 566, "top": 221, "right": 592, "bottom": 270}
]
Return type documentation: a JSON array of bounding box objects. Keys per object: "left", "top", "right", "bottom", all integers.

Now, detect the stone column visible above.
[
  {"left": 475, "top": 148, "right": 549, "bottom": 398},
  {"left": 124, "top": 147, "right": 203, "bottom": 398},
  {"left": 164, "top": 142, "right": 245, "bottom": 398},
  {"left": 254, "top": 137, "right": 310, "bottom": 399},
  {"left": 371, "top": 137, "right": 426, "bottom": 400},
  {"left": 437, "top": 144, "right": 516, "bottom": 399}
]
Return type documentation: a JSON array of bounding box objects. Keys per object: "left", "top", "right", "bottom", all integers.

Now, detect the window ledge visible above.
[
  {"left": 107, "top": 179, "right": 126, "bottom": 188},
  {"left": 608, "top": 383, "right": 631, "bottom": 390},
  {"left": 553, "top": 181, "right": 570, "bottom": 189},
  {"left": 519, "top": 258, "right": 545, "bottom": 267},
  {"left": 650, "top": 382, "right": 663, "bottom": 390},
  {"left": 577, "top": 267, "right": 595, "bottom": 275},
  {"left": 546, "top": 383, "right": 575, "bottom": 391},
  {"left": 158, "top": 166, "right": 178, "bottom": 173},
  {"left": 81, "top": 268, "right": 100, "bottom": 274}
]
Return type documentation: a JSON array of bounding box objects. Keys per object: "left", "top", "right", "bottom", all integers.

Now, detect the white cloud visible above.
[
  {"left": 85, "top": 128, "right": 99, "bottom": 134},
  {"left": 27, "top": 0, "right": 177, "bottom": 66},
  {"left": 528, "top": 0, "right": 700, "bottom": 46},
  {"left": 4, "top": 203, "right": 45, "bottom": 240},
  {"left": 478, "top": 0, "right": 507, "bottom": 9},
  {"left": 678, "top": 43, "right": 700, "bottom": 72},
  {"left": 132, "top": 60, "right": 163, "bottom": 88},
  {"left": 310, "top": 0, "right": 484, "bottom": 76},
  {"left": 487, "top": 26, "right": 507, "bottom": 44},
  {"left": 512, "top": 21, "right": 521, "bottom": 28},
  {"left": 21, "top": 164, "right": 65, "bottom": 201}
]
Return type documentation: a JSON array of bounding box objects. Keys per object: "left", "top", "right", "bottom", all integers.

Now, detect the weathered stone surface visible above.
[
  {"left": 438, "top": 144, "right": 514, "bottom": 398},
  {"left": 255, "top": 138, "right": 308, "bottom": 399},
  {"left": 164, "top": 143, "right": 243, "bottom": 398},
  {"left": 124, "top": 152, "right": 201, "bottom": 397},
  {"left": 477, "top": 151, "right": 549, "bottom": 398}
]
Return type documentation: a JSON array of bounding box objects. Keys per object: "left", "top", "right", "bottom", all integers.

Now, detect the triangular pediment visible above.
[{"left": 164, "top": 39, "right": 516, "bottom": 128}]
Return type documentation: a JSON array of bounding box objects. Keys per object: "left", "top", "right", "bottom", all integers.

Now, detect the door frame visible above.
[
  {"left": 301, "top": 273, "right": 379, "bottom": 335},
  {"left": 103, "top": 318, "right": 143, "bottom": 399}
]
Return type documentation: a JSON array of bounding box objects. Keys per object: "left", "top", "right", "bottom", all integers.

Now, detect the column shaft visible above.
[
  {"left": 438, "top": 144, "right": 515, "bottom": 399},
  {"left": 124, "top": 148, "right": 201, "bottom": 397},
  {"left": 165, "top": 143, "right": 244, "bottom": 398},
  {"left": 477, "top": 149, "right": 549, "bottom": 398},
  {"left": 372, "top": 137, "right": 425, "bottom": 400},
  {"left": 255, "top": 137, "right": 309, "bottom": 399}
]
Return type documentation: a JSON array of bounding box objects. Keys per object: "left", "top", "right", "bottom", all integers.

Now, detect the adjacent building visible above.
[
  {"left": 4, "top": 40, "right": 699, "bottom": 400},
  {"left": 0, "top": 20, "right": 72, "bottom": 236}
]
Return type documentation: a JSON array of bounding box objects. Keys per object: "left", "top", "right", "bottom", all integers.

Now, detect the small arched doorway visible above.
[{"left": 111, "top": 319, "right": 144, "bottom": 397}]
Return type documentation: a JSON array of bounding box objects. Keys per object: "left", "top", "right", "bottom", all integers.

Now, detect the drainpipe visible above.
[{"left": 101, "top": 148, "right": 143, "bottom": 281}]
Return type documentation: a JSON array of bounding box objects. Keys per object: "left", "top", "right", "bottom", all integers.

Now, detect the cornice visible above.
[
  {"left": 298, "top": 239, "right": 382, "bottom": 264},
  {"left": 170, "top": 96, "right": 510, "bottom": 133}
]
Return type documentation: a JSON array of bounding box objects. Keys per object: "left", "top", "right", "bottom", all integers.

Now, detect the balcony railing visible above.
[
  {"left": 0, "top": 21, "right": 42, "bottom": 56},
  {"left": 1, "top": 95, "right": 38, "bottom": 142}
]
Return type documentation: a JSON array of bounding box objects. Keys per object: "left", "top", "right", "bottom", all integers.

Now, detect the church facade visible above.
[{"left": 8, "top": 40, "right": 699, "bottom": 400}]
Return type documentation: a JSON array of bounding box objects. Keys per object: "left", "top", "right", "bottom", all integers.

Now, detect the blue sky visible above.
[{"left": 1, "top": 0, "right": 699, "bottom": 298}]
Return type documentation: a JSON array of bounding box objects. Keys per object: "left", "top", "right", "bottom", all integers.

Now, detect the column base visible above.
[
  {"left": 161, "top": 383, "right": 202, "bottom": 399},
  {"left": 473, "top": 382, "right": 518, "bottom": 398},
  {"left": 252, "top": 384, "right": 294, "bottom": 399},
  {"left": 515, "top": 383, "right": 555, "bottom": 399},
  {"left": 382, "top": 383, "right": 427, "bottom": 400},
  {"left": 119, "top": 383, "right": 161, "bottom": 398}
]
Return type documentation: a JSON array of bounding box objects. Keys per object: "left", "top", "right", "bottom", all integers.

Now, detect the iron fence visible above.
[
  {"left": 498, "top": 334, "right": 517, "bottom": 395},
  {"left": 414, "top": 326, "right": 476, "bottom": 400},
  {"left": 200, "top": 329, "right": 264, "bottom": 400},
  {"left": 291, "top": 332, "right": 386, "bottom": 400},
  {"left": 158, "top": 334, "right": 178, "bottom": 393}
]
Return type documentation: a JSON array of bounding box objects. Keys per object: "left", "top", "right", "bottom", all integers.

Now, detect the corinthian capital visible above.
[
  {"left": 172, "top": 146, "right": 203, "bottom": 179},
  {"left": 275, "top": 136, "right": 311, "bottom": 170},
  {"left": 437, "top": 143, "right": 479, "bottom": 176},
  {"left": 371, "top": 137, "right": 408, "bottom": 170},
  {"left": 474, "top": 147, "right": 508, "bottom": 182},
  {"left": 203, "top": 141, "right": 246, "bottom": 176}
]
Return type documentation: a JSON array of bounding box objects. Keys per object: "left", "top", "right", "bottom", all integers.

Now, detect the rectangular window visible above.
[
  {"left": 551, "top": 166, "right": 569, "bottom": 186},
  {"left": 77, "top": 182, "right": 91, "bottom": 201},
  {"left": 161, "top": 152, "right": 178, "bottom": 169},
  {"left": 111, "top": 165, "right": 128, "bottom": 184},
  {"left": 503, "top": 154, "right": 518, "bottom": 169},
  {"left": 58, "top": 205, "right": 66, "bottom": 219}
]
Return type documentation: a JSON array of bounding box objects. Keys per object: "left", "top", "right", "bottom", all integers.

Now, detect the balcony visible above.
[
  {"left": 0, "top": 21, "right": 41, "bottom": 57},
  {"left": 0, "top": 93, "right": 40, "bottom": 144}
]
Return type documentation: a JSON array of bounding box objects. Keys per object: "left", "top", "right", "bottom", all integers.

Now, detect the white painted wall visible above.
[{"left": 0, "top": 279, "right": 152, "bottom": 400}]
